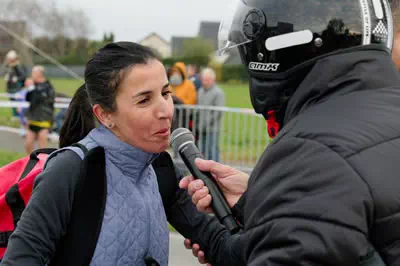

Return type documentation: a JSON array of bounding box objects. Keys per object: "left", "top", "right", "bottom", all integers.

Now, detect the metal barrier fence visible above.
[
  {"left": 172, "top": 105, "right": 270, "bottom": 173},
  {"left": 0, "top": 97, "right": 270, "bottom": 173}
]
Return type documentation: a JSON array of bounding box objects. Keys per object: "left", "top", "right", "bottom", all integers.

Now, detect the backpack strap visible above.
[
  {"left": 19, "top": 148, "right": 57, "bottom": 181},
  {"left": 152, "top": 152, "right": 180, "bottom": 209},
  {"left": 70, "top": 143, "right": 88, "bottom": 155},
  {"left": 50, "top": 147, "right": 107, "bottom": 266},
  {"left": 5, "top": 148, "right": 57, "bottom": 231},
  {"left": 0, "top": 231, "right": 13, "bottom": 248},
  {"left": 4, "top": 144, "right": 90, "bottom": 251}
]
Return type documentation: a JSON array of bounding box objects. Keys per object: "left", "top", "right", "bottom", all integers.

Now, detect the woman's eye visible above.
[
  {"left": 162, "top": 90, "right": 172, "bottom": 97},
  {"left": 138, "top": 98, "right": 149, "bottom": 104}
]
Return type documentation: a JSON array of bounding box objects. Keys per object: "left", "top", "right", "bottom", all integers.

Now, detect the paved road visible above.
[
  {"left": 0, "top": 127, "right": 58, "bottom": 153},
  {"left": 0, "top": 127, "right": 201, "bottom": 266}
]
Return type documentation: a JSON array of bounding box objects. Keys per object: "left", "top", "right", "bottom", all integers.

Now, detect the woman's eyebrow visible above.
[
  {"left": 133, "top": 83, "right": 170, "bottom": 98},
  {"left": 133, "top": 90, "right": 152, "bottom": 98}
]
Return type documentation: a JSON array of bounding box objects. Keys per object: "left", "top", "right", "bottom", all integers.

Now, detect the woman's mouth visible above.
[{"left": 155, "top": 128, "right": 170, "bottom": 137}]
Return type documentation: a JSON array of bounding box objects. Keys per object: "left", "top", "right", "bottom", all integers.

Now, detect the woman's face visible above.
[{"left": 109, "top": 59, "right": 174, "bottom": 153}]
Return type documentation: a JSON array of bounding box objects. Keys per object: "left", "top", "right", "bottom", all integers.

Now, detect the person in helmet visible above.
[{"left": 181, "top": 0, "right": 400, "bottom": 265}]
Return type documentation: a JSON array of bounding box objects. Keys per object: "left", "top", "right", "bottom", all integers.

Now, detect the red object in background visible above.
[{"left": 0, "top": 149, "right": 54, "bottom": 259}]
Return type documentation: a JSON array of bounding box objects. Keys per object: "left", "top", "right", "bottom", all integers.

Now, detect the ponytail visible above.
[{"left": 59, "top": 84, "right": 96, "bottom": 148}]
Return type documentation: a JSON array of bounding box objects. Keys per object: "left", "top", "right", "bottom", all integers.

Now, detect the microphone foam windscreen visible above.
[{"left": 170, "top": 128, "right": 195, "bottom": 152}]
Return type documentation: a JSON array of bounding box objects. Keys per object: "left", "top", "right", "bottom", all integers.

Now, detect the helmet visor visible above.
[{"left": 217, "top": 0, "right": 256, "bottom": 55}]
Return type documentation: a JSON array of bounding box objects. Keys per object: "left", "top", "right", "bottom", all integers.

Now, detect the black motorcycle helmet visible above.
[{"left": 219, "top": 0, "right": 394, "bottom": 137}]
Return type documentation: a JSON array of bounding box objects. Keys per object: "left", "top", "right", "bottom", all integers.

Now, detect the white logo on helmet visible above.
[{"left": 249, "top": 62, "right": 280, "bottom": 72}]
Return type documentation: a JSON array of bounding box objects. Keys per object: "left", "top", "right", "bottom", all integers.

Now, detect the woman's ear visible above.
[{"left": 92, "top": 104, "right": 115, "bottom": 129}]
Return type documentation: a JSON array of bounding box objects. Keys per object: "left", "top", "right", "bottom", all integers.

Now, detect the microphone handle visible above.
[{"left": 180, "top": 144, "right": 240, "bottom": 234}]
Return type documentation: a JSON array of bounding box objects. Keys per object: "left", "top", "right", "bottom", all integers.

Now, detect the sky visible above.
[{"left": 57, "top": 0, "right": 234, "bottom": 42}]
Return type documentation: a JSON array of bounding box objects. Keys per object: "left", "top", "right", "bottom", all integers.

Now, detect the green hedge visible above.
[{"left": 221, "top": 65, "right": 249, "bottom": 82}]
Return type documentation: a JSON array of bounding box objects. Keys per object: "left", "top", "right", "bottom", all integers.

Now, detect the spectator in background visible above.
[
  {"left": 187, "top": 64, "right": 202, "bottom": 91},
  {"left": 197, "top": 68, "right": 225, "bottom": 162},
  {"left": 53, "top": 92, "right": 71, "bottom": 134},
  {"left": 168, "top": 62, "right": 197, "bottom": 137},
  {"left": 14, "top": 78, "right": 35, "bottom": 137},
  {"left": 25, "top": 65, "right": 55, "bottom": 154},
  {"left": 167, "top": 62, "right": 197, "bottom": 105},
  {"left": 4, "top": 50, "right": 27, "bottom": 118}
]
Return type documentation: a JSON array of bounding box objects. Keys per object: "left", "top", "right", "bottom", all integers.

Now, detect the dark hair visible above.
[{"left": 59, "top": 42, "right": 160, "bottom": 148}]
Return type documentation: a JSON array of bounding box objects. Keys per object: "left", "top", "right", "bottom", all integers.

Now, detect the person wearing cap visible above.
[{"left": 4, "top": 50, "right": 27, "bottom": 117}]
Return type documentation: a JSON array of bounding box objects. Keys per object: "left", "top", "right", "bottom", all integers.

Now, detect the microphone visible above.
[{"left": 170, "top": 128, "right": 240, "bottom": 234}]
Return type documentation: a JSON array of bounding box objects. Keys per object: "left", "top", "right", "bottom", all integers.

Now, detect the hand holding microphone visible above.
[
  {"left": 179, "top": 158, "right": 248, "bottom": 212},
  {"left": 170, "top": 128, "right": 248, "bottom": 234}
]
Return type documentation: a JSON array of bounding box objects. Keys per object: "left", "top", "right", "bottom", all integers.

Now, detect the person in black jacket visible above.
[
  {"left": 181, "top": 0, "right": 400, "bottom": 265},
  {"left": 25, "top": 65, "right": 55, "bottom": 154}
]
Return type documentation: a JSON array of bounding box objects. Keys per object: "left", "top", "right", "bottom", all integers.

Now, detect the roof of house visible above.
[
  {"left": 198, "top": 21, "right": 220, "bottom": 49},
  {"left": 170, "top": 36, "right": 195, "bottom": 57},
  {"left": 137, "top": 32, "right": 170, "bottom": 46}
]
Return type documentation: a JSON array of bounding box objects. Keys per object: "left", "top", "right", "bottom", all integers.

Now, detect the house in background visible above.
[
  {"left": 170, "top": 36, "right": 195, "bottom": 57},
  {"left": 170, "top": 21, "right": 220, "bottom": 58},
  {"left": 169, "top": 21, "right": 242, "bottom": 66},
  {"left": 138, "top": 32, "right": 171, "bottom": 58},
  {"left": 198, "top": 21, "right": 220, "bottom": 50}
]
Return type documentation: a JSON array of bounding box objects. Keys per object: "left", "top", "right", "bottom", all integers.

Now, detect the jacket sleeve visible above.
[
  {"left": 202, "top": 90, "right": 225, "bottom": 131},
  {"left": 153, "top": 152, "right": 245, "bottom": 266},
  {"left": 243, "top": 137, "right": 375, "bottom": 265},
  {"left": 0, "top": 151, "right": 82, "bottom": 266},
  {"left": 185, "top": 82, "right": 197, "bottom": 105},
  {"left": 232, "top": 191, "right": 246, "bottom": 226},
  {"left": 166, "top": 187, "right": 246, "bottom": 266},
  {"left": 47, "top": 82, "right": 56, "bottom": 104},
  {"left": 12, "top": 65, "right": 26, "bottom": 86},
  {"left": 26, "top": 89, "right": 42, "bottom": 106}
]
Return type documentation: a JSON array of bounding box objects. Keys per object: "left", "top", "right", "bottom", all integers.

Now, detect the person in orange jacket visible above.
[{"left": 167, "top": 62, "right": 197, "bottom": 105}]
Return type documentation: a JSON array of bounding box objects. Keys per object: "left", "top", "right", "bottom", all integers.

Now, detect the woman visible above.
[
  {"left": 24, "top": 66, "right": 55, "bottom": 154},
  {"left": 3, "top": 42, "right": 172, "bottom": 265},
  {"left": 167, "top": 62, "right": 196, "bottom": 105},
  {"left": 4, "top": 50, "right": 27, "bottom": 118},
  {"left": 1, "top": 42, "right": 234, "bottom": 266}
]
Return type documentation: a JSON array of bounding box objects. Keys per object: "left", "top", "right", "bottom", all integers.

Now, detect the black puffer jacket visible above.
[
  {"left": 5, "top": 64, "right": 26, "bottom": 94},
  {"left": 238, "top": 47, "right": 400, "bottom": 265},
  {"left": 26, "top": 81, "right": 55, "bottom": 123}
]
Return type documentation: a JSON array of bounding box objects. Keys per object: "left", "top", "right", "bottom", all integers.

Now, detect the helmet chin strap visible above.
[
  {"left": 250, "top": 76, "right": 293, "bottom": 139},
  {"left": 266, "top": 110, "right": 280, "bottom": 138},
  {"left": 249, "top": 59, "right": 315, "bottom": 139}
]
